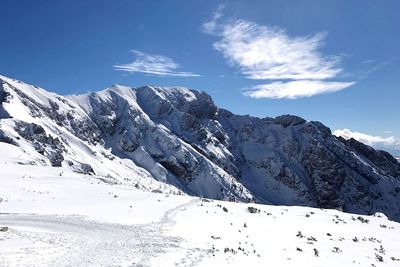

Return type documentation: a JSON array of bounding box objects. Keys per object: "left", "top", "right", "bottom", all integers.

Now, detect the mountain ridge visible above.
[{"left": 1, "top": 74, "right": 399, "bottom": 221}]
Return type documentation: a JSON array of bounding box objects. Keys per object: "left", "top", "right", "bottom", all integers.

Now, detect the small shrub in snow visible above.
[
  {"left": 224, "top": 247, "right": 236, "bottom": 254},
  {"left": 247, "top": 206, "right": 260, "bottom": 213},
  {"left": 352, "top": 237, "right": 359, "bottom": 242},
  {"left": 375, "top": 254, "right": 384, "bottom": 262},
  {"left": 368, "top": 237, "right": 381, "bottom": 243},
  {"left": 296, "top": 231, "right": 304, "bottom": 238},
  {"left": 314, "top": 248, "right": 319, "bottom": 257},
  {"left": 151, "top": 189, "right": 162, "bottom": 194},
  {"left": 296, "top": 247, "right": 303, "bottom": 252},
  {"left": 307, "top": 236, "right": 317, "bottom": 242},
  {"left": 332, "top": 247, "right": 342, "bottom": 253},
  {"left": 375, "top": 245, "right": 385, "bottom": 255},
  {"left": 357, "top": 216, "right": 369, "bottom": 224}
]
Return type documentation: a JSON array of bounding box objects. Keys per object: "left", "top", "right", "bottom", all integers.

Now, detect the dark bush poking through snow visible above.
[{"left": 247, "top": 207, "right": 260, "bottom": 214}]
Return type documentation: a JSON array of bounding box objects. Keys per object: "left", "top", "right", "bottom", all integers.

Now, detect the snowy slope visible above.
[
  {"left": 1, "top": 74, "right": 400, "bottom": 221},
  {"left": 0, "top": 75, "right": 180, "bottom": 195},
  {"left": 0, "top": 143, "right": 399, "bottom": 266}
]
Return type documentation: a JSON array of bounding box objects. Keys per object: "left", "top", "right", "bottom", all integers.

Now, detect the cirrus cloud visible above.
[
  {"left": 202, "top": 9, "right": 355, "bottom": 99},
  {"left": 244, "top": 80, "right": 355, "bottom": 99},
  {"left": 114, "top": 50, "right": 200, "bottom": 77}
]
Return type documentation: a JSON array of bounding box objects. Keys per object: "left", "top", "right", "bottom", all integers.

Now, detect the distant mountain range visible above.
[{"left": 1, "top": 74, "right": 399, "bottom": 221}]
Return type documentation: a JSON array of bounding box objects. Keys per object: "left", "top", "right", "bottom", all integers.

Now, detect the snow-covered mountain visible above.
[{"left": 1, "top": 74, "right": 399, "bottom": 221}]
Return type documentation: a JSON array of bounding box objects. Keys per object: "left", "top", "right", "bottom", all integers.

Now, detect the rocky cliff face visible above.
[{"left": 1, "top": 75, "right": 399, "bottom": 220}]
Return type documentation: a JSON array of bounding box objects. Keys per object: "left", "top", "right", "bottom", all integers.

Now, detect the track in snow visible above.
[{"left": 0, "top": 199, "right": 206, "bottom": 267}]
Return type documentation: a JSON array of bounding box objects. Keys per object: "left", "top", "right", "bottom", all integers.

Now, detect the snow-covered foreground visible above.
[{"left": 1, "top": 143, "right": 400, "bottom": 266}]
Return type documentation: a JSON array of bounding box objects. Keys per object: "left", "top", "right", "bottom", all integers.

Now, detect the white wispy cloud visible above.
[
  {"left": 114, "top": 50, "right": 200, "bottom": 77},
  {"left": 333, "top": 129, "right": 400, "bottom": 154},
  {"left": 208, "top": 21, "right": 341, "bottom": 80},
  {"left": 244, "top": 80, "right": 355, "bottom": 99},
  {"left": 202, "top": 10, "right": 354, "bottom": 99},
  {"left": 355, "top": 57, "right": 398, "bottom": 80},
  {"left": 201, "top": 4, "right": 224, "bottom": 35}
]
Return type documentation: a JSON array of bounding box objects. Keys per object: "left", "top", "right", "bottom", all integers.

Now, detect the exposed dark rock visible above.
[
  {"left": 302, "top": 143, "right": 346, "bottom": 209},
  {"left": 78, "top": 163, "right": 95, "bottom": 175},
  {"left": 160, "top": 159, "right": 187, "bottom": 178},
  {"left": 184, "top": 91, "right": 217, "bottom": 119},
  {"left": 345, "top": 138, "right": 400, "bottom": 177},
  {"left": 0, "top": 129, "right": 17, "bottom": 145},
  {"left": 0, "top": 83, "right": 12, "bottom": 119},
  {"left": 14, "top": 121, "right": 64, "bottom": 167},
  {"left": 274, "top": 115, "right": 306, "bottom": 127}
]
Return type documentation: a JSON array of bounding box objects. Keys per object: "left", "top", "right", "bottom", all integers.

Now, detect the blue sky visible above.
[{"left": 1, "top": 0, "right": 399, "bottom": 155}]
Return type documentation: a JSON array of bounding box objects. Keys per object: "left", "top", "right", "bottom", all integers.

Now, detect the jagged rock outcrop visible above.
[
  {"left": 0, "top": 74, "right": 399, "bottom": 220},
  {"left": 343, "top": 137, "right": 400, "bottom": 177},
  {"left": 14, "top": 121, "right": 65, "bottom": 167}
]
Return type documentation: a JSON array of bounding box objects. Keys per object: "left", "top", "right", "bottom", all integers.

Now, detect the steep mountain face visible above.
[{"left": 1, "top": 75, "right": 399, "bottom": 221}]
